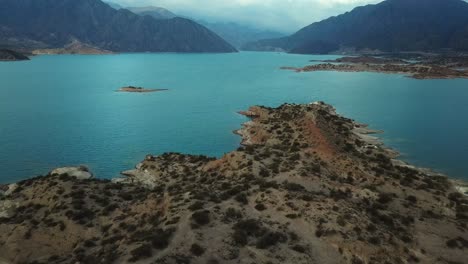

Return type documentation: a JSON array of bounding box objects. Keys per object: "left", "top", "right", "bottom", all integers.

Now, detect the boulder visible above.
[
  {"left": 49, "top": 166, "right": 93, "bottom": 180},
  {"left": 0, "top": 200, "right": 19, "bottom": 218}
]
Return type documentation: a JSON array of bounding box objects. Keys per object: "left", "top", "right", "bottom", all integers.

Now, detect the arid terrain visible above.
[
  {"left": 283, "top": 55, "right": 468, "bottom": 79},
  {"left": 0, "top": 102, "right": 467, "bottom": 264}
]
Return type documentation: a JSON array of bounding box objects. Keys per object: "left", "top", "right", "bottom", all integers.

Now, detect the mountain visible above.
[
  {"left": 125, "top": 5, "right": 284, "bottom": 49},
  {"left": 0, "top": 0, "right": 237, "bottom": 53},
  {"left": 105, "top": 1, "right": 122, "bottom": 10},
  {"left": 199, "top": 21, "right": 285, "bottom": 49},
  {"left": 0, "top": 49, "right": 29, "bottom": 61},
  {"left": 126, "top": 6, "right": 177, "bottom": 20},
  {"left": 244, "top": 0, "right": 468, "bottom": 53}
]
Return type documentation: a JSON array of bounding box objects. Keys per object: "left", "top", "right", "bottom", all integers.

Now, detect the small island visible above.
[{"left": 118, "top": 86, "right": 168, "bottom": 93}]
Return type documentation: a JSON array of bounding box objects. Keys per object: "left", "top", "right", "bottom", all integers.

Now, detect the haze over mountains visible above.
[
  {"left": 0, "top": 0, "right": 236, "bottom": 53},
  {"left": 125, "top": 6, "right": 177, "bottom": 20},
  {"left": 245, "top": 0, "right": 468, "bottom": 54},
  {"left": 197, "top": 22, "right": 285, "bottom": 49},
  {"left": 109, "top": 2, "right": 285, "bottom": 49},
  {"left": 2, "top": 0, "right": 467, "bottom": 54}
]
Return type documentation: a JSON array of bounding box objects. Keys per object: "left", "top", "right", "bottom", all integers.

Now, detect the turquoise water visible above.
[{"left": 1, "top": 52, "right": 467, "bottom": 183}]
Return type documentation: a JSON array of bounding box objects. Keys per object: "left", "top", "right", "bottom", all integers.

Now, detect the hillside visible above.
[
  {"left": 0, "top": 0, "right": 237, "bottom": 53},
  {"left": 244, "top": 0, "right": 468, "bottom": 53},
  {"left": 0, "top": 102, "right": 466, "bottom": 264}
]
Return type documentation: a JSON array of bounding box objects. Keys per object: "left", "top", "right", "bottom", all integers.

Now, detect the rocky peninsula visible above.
[
  {"left": 0, "top": 49, "right": 29, "bottom": 61},
  {"left": 118, "top": 86, "right": 168, "bottom": 93},
  {"left": 315, "top": 56, "right": 408, "bottom": 65},
  {"left": 284, "top": 55, "right": 468, "bottom": 79},
  {"left": 0, "top": 102, "right": 467, "bottom": 264},
  {"left": 32, "top": 41, "right": 112, "bottom": 55}
]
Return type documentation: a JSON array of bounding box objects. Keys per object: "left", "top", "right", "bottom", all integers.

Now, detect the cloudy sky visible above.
[{"left": 113, "top": 0, "right": 383, "bottom": 33}]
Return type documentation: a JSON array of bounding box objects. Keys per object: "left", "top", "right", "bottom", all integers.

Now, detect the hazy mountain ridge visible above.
[
  {"left": 126, "top": 6, "right": 177, "bottom": 20},
  {"left": 199, "top": 21, "right": 285, "bottom": 49},
  {"left": 244, "top": 0, "right": 468, "bottom": 53},
  {"left": 105, "top": 1, "right": 122, "bottom": 10},
  {"left": 0, "top": 0, "right": 237, "bottom": 53},
  {"left": 122, "top": 3, "right": 285, "bottom": 49}
]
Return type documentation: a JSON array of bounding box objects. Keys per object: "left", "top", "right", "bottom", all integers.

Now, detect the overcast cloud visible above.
[{"left": 113, "top": 0, "right": 383, "bottom": 33}]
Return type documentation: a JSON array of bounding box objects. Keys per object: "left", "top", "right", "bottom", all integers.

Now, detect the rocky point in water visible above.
[
  {"left": 0, "top": 102, "right": 467, "bottom": 264},
  {"left": 283, "top": 55, "right": 468, "bottom": 79},
  {"left": 0, "top": 49, "right": 29, "bottom": 61},
  {"left": 118, "top": 86, "right": 168, "bottom": 93}
]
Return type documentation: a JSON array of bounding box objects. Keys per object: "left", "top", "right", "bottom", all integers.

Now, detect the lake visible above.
[{"left": 1, "top": 52, "right": 467, "bottom": 183}]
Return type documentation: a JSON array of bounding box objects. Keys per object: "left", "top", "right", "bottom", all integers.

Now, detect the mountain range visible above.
[
  {"left": 0, "top": 0, "right": 237, "bottom": 53},
  {"left": 198, "top": 21, "right": 285, "bottom": 49},
  {"left": 245, "top": 0, "right": 468, "bottom": 54},
  {"left": 113, "top": 3, "right": 285, "bottom": 49}
]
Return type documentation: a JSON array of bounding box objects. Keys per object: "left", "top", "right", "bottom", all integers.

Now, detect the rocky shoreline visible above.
[
  {"left": 0, "top": 102, "right": 467, "bottom": 264},
  {"left": 283, "top": 55, "right": 468, "bottom": 79},
  {"left": 32, "top": 41, "right": 113, "bottom": 55},
  {"left": 0, "top": 49, "right": 29, "bottom": 61}
]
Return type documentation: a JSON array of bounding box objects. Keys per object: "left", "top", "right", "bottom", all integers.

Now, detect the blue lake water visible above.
[{"left": 1, "top": 52, "right": 468, "bottom": 183}]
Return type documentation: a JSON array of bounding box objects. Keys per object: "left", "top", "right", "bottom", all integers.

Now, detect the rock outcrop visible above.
[{"left": 49, "top": 166, "right": 93, "bottom": 180}]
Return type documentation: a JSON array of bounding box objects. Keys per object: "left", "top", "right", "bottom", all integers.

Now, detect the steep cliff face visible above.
[
  {"left": 0, "top": 0, "right": 237, "bottom": 53},
  {"left": 244, "top": 0, "right": 468, "bottom": 53},
  {"left": 0, "top": 102, "right": 466, "bottom": 264}
]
